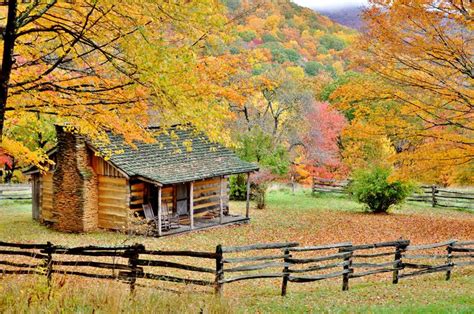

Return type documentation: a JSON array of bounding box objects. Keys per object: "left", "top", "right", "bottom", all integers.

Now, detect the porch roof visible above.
[{"left": 96, "top": 126, "right": 258, "bottom": 185}]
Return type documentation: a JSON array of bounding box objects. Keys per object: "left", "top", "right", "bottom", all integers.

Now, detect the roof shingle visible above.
[{"left": 97, "top": 126, "right": 258, "bottom": 185}]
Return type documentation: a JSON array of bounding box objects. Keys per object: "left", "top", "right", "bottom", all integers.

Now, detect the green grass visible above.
[{"left": 0, "top": 190, "right": 473, "bottom": 313}]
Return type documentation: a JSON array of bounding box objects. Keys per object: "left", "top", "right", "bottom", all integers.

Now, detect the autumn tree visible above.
[
  {"left": 0, "top": 0, "right": 240, "bottom": 170},
  {"left": 331, "top": 0, "right": 473, "bottom": 184}
]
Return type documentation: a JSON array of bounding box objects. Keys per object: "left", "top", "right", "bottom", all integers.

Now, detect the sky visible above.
[{"left": 292, "top": 0, "right": 368, "bottom": 10}]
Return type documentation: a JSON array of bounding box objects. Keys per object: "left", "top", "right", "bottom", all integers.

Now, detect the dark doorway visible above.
[{"left": 176, "top": 183, "right": 189, "bottom": 216}]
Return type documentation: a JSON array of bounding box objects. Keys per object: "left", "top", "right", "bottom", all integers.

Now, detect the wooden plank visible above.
[
  {"left": 352, "top": 260, "right": 400, "bottom": 269},
  {"left": 405, "top": 240, "right": 456, "bottom": 251},
  {"left": 193, "top": 201, "right": 220, "bottom": 210},
  {"left": 287, "top": 252, "right": 352, "bottom": 264},
  {"left": 194, "top": 178, "right": 220, "bottom": 187},
  {"left": 402, "top": 254, "right": 447, "bottom": 259},
  {"left": 353, "top": 251, "right": 395, "bottom": 258},
  {"left": 288, "top": 261, "right": 348, "bottom": 273},
  {"left": 289, "top": 270, "right": 349, "bottom": 283},
  {"left": 347, "top": 240, "right": 409, "bottom": 251},
  {"left": 52, "top": 260, "right": 132, "bottom": 271},
  {"left": 399, "top": 264, "right": 452, "bottom": 278},
  {"left": 136, "top": 259, "right": 214, "bottom": 274},
  {"left": 223, "top": 254, "right": 287, "bottom": 264},
  {"left": 98, "top": 176, "right": 127, "bottom": 184},
  {"left": 219, "top": 273, "right": 283, "bottom": 284},
  {"left": 226, "top": 261, "right": 288, "bottom": 273},
  {"left": 222, "top": 242, "right": 299, "bottom": 253},
  {"left": 350, "top": 267, "right": 400, "bottom": 278},
  {"left": 289, "top": 242, "right": 352, "bottom": 252},
  {"left": 134, "top": 272, "right": 213, "bottom": 286},
  {"left": 142, "top": 250, "right": 217, "bottom": 259}
]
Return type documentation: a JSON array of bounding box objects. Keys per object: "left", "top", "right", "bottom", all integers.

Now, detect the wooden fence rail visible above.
[
  {"left": 312, "top": 177, "right": 474, "bottom": 210},
  {"left": 0, "top": 239, "right": 473, "bottom": 296},
  {"left": 0, "top": 184, "right": 32, "bottom": 200}
]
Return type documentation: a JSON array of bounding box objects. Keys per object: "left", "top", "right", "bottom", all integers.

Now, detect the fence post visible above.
[
  {"left": 281, "top": 248, "right": 290, "bottom": 296},
  {"left": 340, "top": 247, "right": 352, "bottom": 291},
  {"left": 446, "top": 244, "right": 453, "bottom": 281},
  {"left": 45, "top": 241, "right": 53, "bottom": 287},
  {"left": 127, "top": 243, "right": 143, "bottom": 295},
  {"left": 431, "top": 185, "right": 438, "bottom": 207},
  {"left": 392, "top": 240, "right": 408, "bottom": 284},
  {"left": 215, "top": 244, "right": 224, "bottom": 295}
]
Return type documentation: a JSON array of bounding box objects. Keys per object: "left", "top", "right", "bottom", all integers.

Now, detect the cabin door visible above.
[{"left": 176, "top": 183, "right": 189, "bottom": 216}]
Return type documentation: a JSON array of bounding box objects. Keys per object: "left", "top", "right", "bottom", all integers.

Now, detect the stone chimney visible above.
[{"left": 52, "top": 125, "right": 98, "bottom": 232}]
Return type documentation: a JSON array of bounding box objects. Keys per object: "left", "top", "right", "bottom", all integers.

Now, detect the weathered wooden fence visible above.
[
  {"left": 1, "top": 239, "right": 473, "bottom": 296},
  {"left": 0, "top": 184, "right": 32, "bottom": 200},
  {"left": 312, "top": 177, "right": 474, "bottom": 210}
]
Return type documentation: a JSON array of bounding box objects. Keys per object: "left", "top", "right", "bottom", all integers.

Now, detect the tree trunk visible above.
[{"left": 0, "top": 0, "right": 18, "bottom": 140}]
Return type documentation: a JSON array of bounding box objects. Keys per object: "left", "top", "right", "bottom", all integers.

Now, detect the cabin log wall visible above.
[
  {"left": 40, "top": 172, "right": 54, "bottom": 223},
  {"left": 193, "top": 177, "right": 229, "bottom": 215},
  {"left": 130, "top": 180, "right": 146, "bottom": 213},
  {"left": 161, "top": 186, "right": 175, "bottom": 213},
  {"left": 97, "top": 176, "right": 129, "bottom": 230},
  {"left": 91, "top": 155, "right": 125, "bottom": 178}
]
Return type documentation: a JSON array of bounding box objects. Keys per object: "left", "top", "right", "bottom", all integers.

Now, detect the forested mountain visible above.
[{"left": 222, "top": 0, "right": 356, "bottom": 80}]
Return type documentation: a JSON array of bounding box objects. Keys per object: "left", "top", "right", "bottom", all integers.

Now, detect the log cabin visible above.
[{"left": 25, "top": 125, "right": 258, "bottom": 236}]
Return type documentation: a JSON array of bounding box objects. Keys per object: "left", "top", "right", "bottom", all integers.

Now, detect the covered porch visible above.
[{"left": 140, "top": 173, "right": 252, "bottom": 237}]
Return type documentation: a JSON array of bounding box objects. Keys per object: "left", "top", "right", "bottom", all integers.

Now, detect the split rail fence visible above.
[
  {"left": 312, "top": 177, "right": 474, "bottom": 210},
  {"left": 1, "top": 239, "right": 473, "bottom": 296},
  {"left": 0, "top": 184, "right": 32, "bottom": 200}
]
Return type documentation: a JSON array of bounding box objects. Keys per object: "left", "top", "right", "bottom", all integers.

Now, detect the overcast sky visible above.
[{"left": 292, "top": 0, "right": 368, "bottom": 10}]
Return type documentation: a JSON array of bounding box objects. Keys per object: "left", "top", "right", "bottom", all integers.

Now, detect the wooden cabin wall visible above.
[
  {"left": 40, "top": 172, "right": 54, "bottom": 223},
  {"left": 91, "top": 155, "right": 125, "bottom": 178},
  {"left": 97, "top": 176, "right": 129, "bottom": 230},
  {"left": 130, "top": 179, "right": 146, "bottom": 213},
  {"left": 193, "top": 177, "right": 229, "bottom": 214},
  {"left": 31, "top": 174, "right": 40, "bottom": 221},
  {"left": 161, "top": 185, "right": 175, "bottom": 213}
]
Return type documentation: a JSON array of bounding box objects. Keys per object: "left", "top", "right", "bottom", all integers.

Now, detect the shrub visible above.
[
  {"left": 229, "top": 174, "right": 247, "bottom": 201},
  {"left": 319, "top": 34, "right": 346, "bottom": 51},
  {"left": 238, "top": 30, "right": 257, "bottom": 42},
  {"left": 262, "top": 33, "right": 278, "bottom": 43},
  {"left": 349, "top": 167, "right": 414, "bottom": 213},
  {"left": 304, "top": 61, "right": 324, "bottom": 76}
]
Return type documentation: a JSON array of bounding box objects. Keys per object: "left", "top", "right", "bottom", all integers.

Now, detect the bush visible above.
[
  {"left": 349, "top": 167, "right": 414, "bottom": 213},
  {"left": 262, "top": 33, "right": 278, "bottom": 43},
  {"left": 238, "top": 30, "right": 257, "bottom": 42},
  {"left": 229, "top": 174, "right": 247, "bottom": 201},
  {"left": 319, "top": 34, "right": 346, "bottom": 51},
  {"left": 304, "top": 61, "right": 324, "bottom": 76}
]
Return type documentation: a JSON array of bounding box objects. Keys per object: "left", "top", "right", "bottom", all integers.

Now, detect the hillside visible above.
[{"left": 222, "top": 0, "right": 357, "bottom": 81}]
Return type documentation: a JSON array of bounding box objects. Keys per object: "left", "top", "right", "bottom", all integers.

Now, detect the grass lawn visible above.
[{"left": 0, "top": 189, "right": 473, "bottom": 313}]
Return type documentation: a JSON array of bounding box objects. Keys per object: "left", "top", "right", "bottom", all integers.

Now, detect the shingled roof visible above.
[{"left": 95, "top": 126, "right": 258, "bottom": 185}]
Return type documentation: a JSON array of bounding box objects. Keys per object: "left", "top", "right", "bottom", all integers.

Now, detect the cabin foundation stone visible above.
[{"left": 52, "top": 126, "right": 98, "bottom": 232}]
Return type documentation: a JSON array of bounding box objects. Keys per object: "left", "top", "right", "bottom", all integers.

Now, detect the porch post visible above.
[
  {"left": 246, "top": 173, "right": 251, "bottom": 218},
  {"left": 190, "top": 181, "right": 194, "bottom": 230},
  {"left": 219, "top": 176, "right": 224, "bottom": 224},
  {"left": 157, "top": 186, "right": 162, "bottom": 237}
]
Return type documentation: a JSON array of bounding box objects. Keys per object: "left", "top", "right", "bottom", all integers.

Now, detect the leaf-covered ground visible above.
[{"left": 0, "top": 189, "right": 473, "bottom": 313}]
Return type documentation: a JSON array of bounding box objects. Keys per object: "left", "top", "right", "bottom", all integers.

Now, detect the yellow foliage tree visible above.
[
  {"left": 0, "top": 0, "right": 239, "bottom": 169},
  {"left": 332, "top": 0, "right": 473, "bottom": 184}
]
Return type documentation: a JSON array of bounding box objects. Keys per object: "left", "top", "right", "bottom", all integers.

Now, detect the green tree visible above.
[
  {"left": 319, "top": 34, "right": 346, "bottom": 51},
  {"left": 304, "top": 61, "right": 324, "bottom": 76},
  {"left": 349, "top": 167, "right": 414, "bottom": 213}
]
